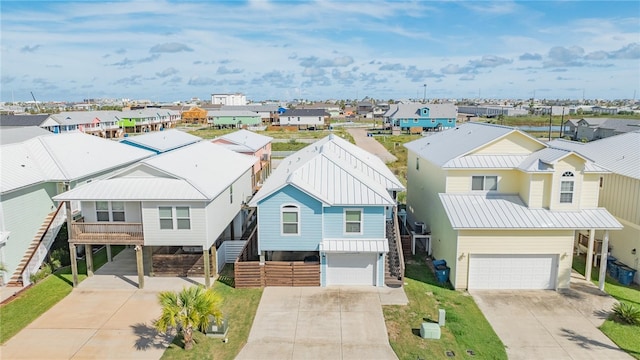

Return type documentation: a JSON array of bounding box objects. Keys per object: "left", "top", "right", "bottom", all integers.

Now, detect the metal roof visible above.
[
  {"left": 220, "top": 105, "right": 279, "bottom": 112},
  {"left": 444, "top": 155, "right": 528, "bottom": 169},
  {"left": 578, "top": 118, "right": 640, "bottom": 132},
  {"left": 121, "top": 129, "right": 201, "bottom": 153},
  {"left": 215, "top": 129, "right": 273, "bottom": 152},
  {"left": 249, "top": 134, "right": 404, "bottom": 207},
  {"left": 281, "top": 109, "right": 329, "bottom": 117},
  {"left": 0, "top": 114, "right": 49, "bottom": 127},
  {"left": 1, "top": 132, "right": 154, "bottom": 194},
  {"left": 320, "top": 239, "right": 389, "bottom": 253},
  {"left": 0, "top": 126, "right": 52, "bottom": 145},
  {"left": 549, "top": 132, "right": 640, "bottom": 180},
  {"left": 385, "top": 103, "right": 457, "bottom": 119},
  {"left": 55, "top": 141, "right": 256, "bottom": 201},
  {"left": 206, "top": 110, "right": 261, "bottom": 117},
  {"left": 517, "top": 147, "right": 609, "bottom": 173},
  {"left": 439, "top": 193, "right": 622, "bottom": 230}
]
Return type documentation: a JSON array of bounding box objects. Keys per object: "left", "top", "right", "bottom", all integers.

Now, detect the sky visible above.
[{"left": 1, "top": 0, "right": 639, "bottom": 103}]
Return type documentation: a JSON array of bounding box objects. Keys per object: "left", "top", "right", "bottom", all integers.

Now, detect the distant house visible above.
[
  {"left": 279, "top": 109, "right": 329, "bottom": 129},
  {"left": 247, "top": 134, "right": 405, "bottom": 287},
  {"left": 181, "top": 106, "right": 208, "bottom": 124},
  {"left": 220, "top": 105, "right": 281, "bottom": 125},
  {"left": 212, "top": 129, "right": 273, "bottom": 191},
  {"left": 0, "top": 114, "right": 49, "bottom": 128},
  {"left": 121, "top": 129, "right": 202, "bottom": 154},
  {"left": 53, "top": 142, "right": 256, "bottom": 288},
  {"left": 563, "top": 118, "right": 640, "bottom": 141},
  {"left": 207, "top": 110, "right": 262, "bottom": 128},
  {"left": 550, "top": 132, "right": 640, "bottom": 285},
  {"left": 404, "top": 122, "right": 621, "bottom": 290},
  {"left": 384, "top": 103, "right": 457, "bottom": 131},
  {"left": 117, "top": 109, "right": 180, "bottom": 134},
  {"left": 1, "top": 132, "right": 154, "bottom": 286},
  {"left": 211, "top": 93, "right": 247, "bottom": 106}
]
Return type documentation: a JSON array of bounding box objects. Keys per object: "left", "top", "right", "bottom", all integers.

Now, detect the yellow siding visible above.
[
  {"left": 446, "top": 169, "right": 523, "bottom": 194},
  {"left": 549, "top": 154, "right": 585, "bottom": 211},
  {"left": 526, "top": 174, "right": 551, "bottom": 208},
  {"left": 595, "top": 219, "right": 640, "bottom": 284},
  {"left": 580, "top": 174, "right": 601, "bottom": 208},
  {"left": 456, "top": 230, "right": 574, "bottom": 289},
  {"left": 472, "top": 132, "right": 545, "bottom": 155},
  {"left": 599, "top": 174, "right": 640, "bottom": 225}
]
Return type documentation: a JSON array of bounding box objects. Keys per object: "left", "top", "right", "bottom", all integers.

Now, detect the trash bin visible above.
[
  {"left": 610, "top": 261, "right": 625, "bottom": 279},
  {"left": 617, "top": 266, "right": 637, "bottom": 286},
  {"left": 435, "top": 265, "right": 450, "bottom": 284},
  {"left": 432, "top": 259, "right": 446, "bottom": 268}
]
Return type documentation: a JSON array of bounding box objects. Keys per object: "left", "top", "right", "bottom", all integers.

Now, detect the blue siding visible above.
[
  {"left": 256, "top": 185, "right": 323, "bottom": 251},
  {"left": 120, "top": 140, "right": 161, "bottom": 154},
  {"left": 398, "top": 118, "right": 456, "bottom": 129},
  {"left": 323, "top": 206, "right": 385, "bottom": 239}
]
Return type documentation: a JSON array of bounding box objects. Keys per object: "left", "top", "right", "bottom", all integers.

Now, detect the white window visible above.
[
  {"left": 159, "top": 207, "right": 173, "bottom": 229},
  {"left": 560, "top": 171, "right": 574, "bottom": 203},
  {"left": 282, "top": 205, "right": 299, "bottom": 235},
  {"left": 345, "top": 209, "right": 362, "bottom": 234},
  {"left": 96, "top": 201, "right": 125, "bottom": 222},
  {"left": 96, "top": 201, "right": 109, "bottom": 222},
  {"left": 472, "top": 176, "right": 498, "bottom": 191},
  {"left": 159, "top": 206, "right": 191, "bottom": 230},
  {"left": 111, "top": 202, "right": 125, "bottom": 222},
  {"left": 176, "top": 207, "right": 191, "bottom": 229}
]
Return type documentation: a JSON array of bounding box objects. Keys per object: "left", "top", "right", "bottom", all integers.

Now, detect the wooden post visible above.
[
  {"left": 598, "top": 230, "right": 609, "bottom": 291},
  {"left": 85, "top": 244, "right": 93, "bottom": 277},
  {"left": 585, "top": 230, "right": 595, "bottom": 281},
  {"left": 203, "top": 247, "right": 211, "bottom": 288},
  {"left": 69, "top": 244, "right": 79, "bottom": 287},
  {"left": 135, "top": 245, "right": 144, "bottom": 289},
  {"left": 106, "top": 244, "right": 112, "bottom": 262}
]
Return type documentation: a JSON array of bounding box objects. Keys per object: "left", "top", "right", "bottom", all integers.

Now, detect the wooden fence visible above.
[
  {"left": 152, "top": 248, "right": 215, "bottom": 277},
  {"left": 234, "top": 261, "right": 320, "bottom": 288}
]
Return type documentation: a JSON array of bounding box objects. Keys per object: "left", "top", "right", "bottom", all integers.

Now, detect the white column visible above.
[
  {"left": 585, "top": 230, "right": 595, "bottom": 281},
  {"left": 598, "top": 230, "right": 609, "bottom": 291}
]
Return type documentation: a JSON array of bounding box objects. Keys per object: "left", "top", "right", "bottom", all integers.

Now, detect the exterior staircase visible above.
[
  {"left": 385, "top": 213, "right": 405, "bottom": 287},
  {"left": 7, "top": 204, "right": 66, "bottom": 287}
]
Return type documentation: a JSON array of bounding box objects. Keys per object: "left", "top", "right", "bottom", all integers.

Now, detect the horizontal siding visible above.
[
  {"left": 600, "top": 174, "right": 640, "bottom": 225},
  {"left": 257, "top": 185, "right": 322, "bottom": 252},
  {"left": 549, "top": 155, "right": 585, "bottom": 211},
  {"left": 323, "top": 206, "right": 385, "bottom": 239},
  {"left": 142, "top": 201, "right": 207, "bottom": 246},
  {"left": 446, "top": 169, "right": 522, "bottom": 194},
  {"left": 473, "top": 133, "right": 544, "bottom": 155},
  {"left": 596, "top": 218, "right": 640, "bottom": 284},
  {"left": 456, "top": 230, "right": 574, "bottom": 289},
  {"left": 580, "top": 174, "right": 600, "bottom": 208},
  {"left": 205, "top": 170, "right": 253, "bottom": 248}
]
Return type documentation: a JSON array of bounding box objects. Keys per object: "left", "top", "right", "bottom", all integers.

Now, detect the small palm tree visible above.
[{"left": 154, "top": 285, "right": 223, "bottom": 350}]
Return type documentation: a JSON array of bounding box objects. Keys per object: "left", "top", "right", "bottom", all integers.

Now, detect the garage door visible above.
[
  {"left": 327, "top": 253, "right": 376, "bottom": 286},
  {"left": 468, "top": 254, "right": 557, "bottom": 290}
]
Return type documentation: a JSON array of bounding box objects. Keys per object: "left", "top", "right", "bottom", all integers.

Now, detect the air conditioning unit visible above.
[{"left": 414, "top": 221, "right": 426, "bottom": 235}]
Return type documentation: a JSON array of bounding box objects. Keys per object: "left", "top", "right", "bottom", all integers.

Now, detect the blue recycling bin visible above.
[
  {"left": 433, "top": 259, "right": 447, "bottom": 268},
  {"left": 617, "top": 266, "right": 637, "bottom": 286},
  {"left": 435, "top": 265, "right": 450, "bottom": 284},
  {"left": 610, "top": 261, "right": 625, "bottom": 279}
]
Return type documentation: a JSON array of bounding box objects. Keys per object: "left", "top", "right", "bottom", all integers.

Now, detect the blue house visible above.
[
  {"left": 384, "top": 103, "right": 457, "bottom": 131},
  {"left": 248, "top": 134, "right": 405, "bottom": 286}
]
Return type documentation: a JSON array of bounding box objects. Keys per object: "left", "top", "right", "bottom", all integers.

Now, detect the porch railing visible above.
[{"left": 70, "top": 222, "right": 144, "bottom": 245}]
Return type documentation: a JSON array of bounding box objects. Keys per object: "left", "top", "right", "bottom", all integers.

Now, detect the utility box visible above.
[
  {"left": 420, "top": 322, "right": 441, "bottom": 339},
  {"left": 438, "top": 309, "right": 446, "bottom": 327}
]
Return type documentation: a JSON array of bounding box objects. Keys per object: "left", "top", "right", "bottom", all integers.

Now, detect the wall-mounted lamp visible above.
[
  {"left": 561, "top": 252, "right": 568, "bottom": 260},
  {"left": 632, "top": 248, "right": 637, "bottom": 255},
  {"left": 458, "top": 253, "right": 466, "bottom": 261}
]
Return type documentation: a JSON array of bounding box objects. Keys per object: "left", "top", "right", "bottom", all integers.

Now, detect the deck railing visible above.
[{"left": 70, "top": 222, "right": 144, "bottom": 245}]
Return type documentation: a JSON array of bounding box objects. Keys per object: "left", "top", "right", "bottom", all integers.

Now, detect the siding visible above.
[
  {"left": 257, "top": 185, "right": 323, "bottom": 252},
  {"left": 445, "top": 169, "right": 522, "bottom": 194},
  {"left": 594, "top": 218, "right": 640, "bottom": 284},
  {"left": 323, "top": 206, "right": 385, "bottom": 239},
  {"left": 80, "top": 201, "right": 142, "bottom": 222},
  {"left": 526, "top": 174, "right": 551, "bottom": 208},
  {"left": 599, "top": 174, "right": 640, "bottom": 225},
  {"left": 549, "top": 155, "right": 584, "bottom": 211},
  {"left": 473, "top": 133, "right": 544, "bottom": 155},
  {"left": 142, "top": 201, "right": 208, "bottom": 246},
  {"left": 580, "top": 174, "right": 600, "bottom": 208},
  {"left": 457, "top": 229, "right": 574, "bottom": 289}
]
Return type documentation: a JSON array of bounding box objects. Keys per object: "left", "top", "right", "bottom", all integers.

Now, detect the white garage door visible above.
[
  {"left": 468, "top": 254, "right": 557, "bottom": 290},
  {"left": 327, "top": 253, "right": 376, "bottom": 286}
]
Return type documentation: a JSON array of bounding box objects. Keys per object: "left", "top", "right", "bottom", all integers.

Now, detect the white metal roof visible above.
[
  {"left": 439, "top": 193, "right": 622, "bottom": 230},
  {"left": 249, "top": 134, "right": 404, "bottom": 207},
  {"left": 1, "top": 132, "right": 154, "bottom": 193},
  {"left": 54, "top": 141, "right": 256, "bottom": 201},
  {"left": 0, "top": 126, "right": 52, "bottom": 145},
  {"left": 215, "top": 129, "right": 273, "bottom": 152},
  {"left": 444, "top": 155, "right": 528, "bottom": 169},
  {"left": 320, "top": 239, "right": 389, "bottom": 253},
  {"left": 207, "top": 110, "right": 261, "bottom": 117},
  {"left": 517, "top": 147, "right": 609, "bottom": 173},
  {"left": 121, "top": 129, "right": 202, "bottom": 152},
  {"left": 549, "top": 132, "right": 640, "bottom": 180}
]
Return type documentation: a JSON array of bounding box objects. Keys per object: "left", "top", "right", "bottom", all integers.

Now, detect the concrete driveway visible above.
[
  {"left": 1, "top": 248, "right": 205, "bottom": 360},
  {"left": 236, "top": 286, "right": 405, "bottom": 360},
  {"left": 346, "top": 128, "right": 397, "bottom": 164},
  {"left": 471, "top": 273, "right": 631, "bottom": 360}
]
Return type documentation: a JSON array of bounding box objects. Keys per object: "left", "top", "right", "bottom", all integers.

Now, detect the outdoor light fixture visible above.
[{"left": 632, "top": 248, "right": 637, "bottom": 255}]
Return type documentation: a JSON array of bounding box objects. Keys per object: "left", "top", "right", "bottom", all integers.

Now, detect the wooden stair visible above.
[{"left": 6, "top": 211, "right": 56, "bottom": 287}]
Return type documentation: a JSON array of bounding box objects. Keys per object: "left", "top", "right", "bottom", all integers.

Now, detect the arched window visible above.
[
  {"left": 281, "top": 205, "right": 300, "bottom": 235},
  {"left": 560, "top": 172, "right": 574, "bottom": 203}
]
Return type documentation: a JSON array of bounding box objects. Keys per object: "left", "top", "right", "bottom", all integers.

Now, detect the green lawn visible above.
[
  {"left": 572, "top": 255, "right": 640, "bottom": 359},
  {"left": 161, "top": 266, "right": 263, "bottom": 360},
  {"left": 383, "top": 255, "right": 507, "bottom": 360},
  {"left": 0, "top": 245, "right": 124, "bottom": 344},
  {"left": 187, "top": 127, "right": 354, "bottom": 142}
]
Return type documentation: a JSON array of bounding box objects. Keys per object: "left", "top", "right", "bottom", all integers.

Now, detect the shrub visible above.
[
  {"left": 50, "top": 247, "right": 70, "bottom": 268},
  {"left": 612, "top": 302, "right": 640, "bottom": 325},
  {"left": 29, "top": 263, "right": 52, "bottom": 284}
]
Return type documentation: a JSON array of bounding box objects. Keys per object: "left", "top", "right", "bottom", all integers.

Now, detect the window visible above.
[
  {"left": 159, "top": 207, "right": 173, "bottom": 229},
  {"left": 472, "top": 176, "right": 498, "bottom": 191},
  {"left": 345, "top": 210, "right": 362, "bottom": 234},
  {"left": 111, "top": 202, "right": 125, "bottom": 222},
  {"left": 176, "top": 207, "right": 191, "bottom": 229},
  {"left": 282, "top": 205, "right": 299, "bottom": 235},
  {"left": 96, "top": 201, "right": 109, "bottom": 221},
  {"left": 413, "top": 119, "right": 419, "bottom": 123},
  {"left": 560, "top": 171, "right": 574, "bottom": 203}
]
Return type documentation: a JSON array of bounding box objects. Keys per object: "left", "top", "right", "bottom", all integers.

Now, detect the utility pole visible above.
[
  {"left": 560, "top": 107, "right": 565, "bottom": 138},
  {"left": 548, "top": 105, "right": 553, "bottom": 141}
]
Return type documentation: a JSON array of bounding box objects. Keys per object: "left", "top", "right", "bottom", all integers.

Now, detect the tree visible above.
[{"left": 154, "top": 286, "right": 223, "bottom": 350}]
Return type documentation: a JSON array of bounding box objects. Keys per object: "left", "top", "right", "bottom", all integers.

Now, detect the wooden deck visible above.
[{"left": 70, "top": 222, "right": 144, "bottom": 245}]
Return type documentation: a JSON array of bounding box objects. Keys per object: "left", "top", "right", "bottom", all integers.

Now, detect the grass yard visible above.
[
  {"left": 187, "top": 126, "right": 354, "bottom": 142},
  {"left": 161, "top": 266, "right": 263, "bottom": 360},
  {"left": 384, "top": 254, "right": 507, "bottom": 360},
  {"left": 0, "top": 245, "right": 124, "bottom": 344},
  {"left": 572, "top": 255, "right": 640, "bottom": 359}
]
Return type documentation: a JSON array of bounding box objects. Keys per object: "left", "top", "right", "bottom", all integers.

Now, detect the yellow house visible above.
[
  {"left": 405, "top": 122, "right": 622, "bottom": 290},
  {"left": 550, "top": 132, "right": 640, "bottom": 285}
]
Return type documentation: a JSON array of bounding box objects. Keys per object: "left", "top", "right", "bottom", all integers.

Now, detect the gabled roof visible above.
[
  {"left": 220, "top": 105, "right": 279, "bottom": 112},
  {"left": 207, "top": 110, "right": 262, "bottom": 117},
  {"left": 214, "top": 129, "right": 272, "bottom": 152},
  {"left": 405, "top": 122, "right": 544, "bottom": 167},
  {"left": 1, "top": 132, "right": 154, "bottom": 194},
  {"left": 0, "top": 126, "right": 52, "bottom": 145},
  {"left": 45, "top": 111, "right": 120, "bottom": 126},
  {"left": 517, "top": 148, "right": 609, "bottom": 173},
  {"left": 439, "top": 193, "right": 622, "bottom": 230},
  {"left": 577, "top": 118, "right": 640, "bottom": 132},
  {"left": 549, "top": 132, "right": 640, "bottom": 180},
  {"left": 385, "top": 103, "right": 457, "bottom": 119},
  {"left": 54, "top": 141, "right": 256, "bottom": 201},
  {"left": 249, "top": 134, "right": 404, "bottom": 207},
  {"left": 121, "top": 129, "right": 201, "bottom": 153},
  {"left": 281, "top": 109, "right": 329, "bottom": 117},
  {"left": 0, "top": 114, "right": 49, "bottom": 127}
]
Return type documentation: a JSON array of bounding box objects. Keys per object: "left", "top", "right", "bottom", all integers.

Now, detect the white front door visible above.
[
  {"left": 468, "top": 254, "right": 557, "bottom": 290},
  {"left": 326, "top": 253, "right": 376, "bottom": 286}
]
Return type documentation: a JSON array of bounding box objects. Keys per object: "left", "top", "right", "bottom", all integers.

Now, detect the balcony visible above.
[{"left": 70, "top": 222, "right": 144, "bottom": 245}]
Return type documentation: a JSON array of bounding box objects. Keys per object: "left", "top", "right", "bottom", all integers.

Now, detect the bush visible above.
[
  {"left": 50, "top": 247, "right": 70, "bottom": 268},
  {"left": 612, "top": 302, "right": 640, "bottom": 325},
  {"left": 29, "top": 263, "right": 52, "bottom": 284}
]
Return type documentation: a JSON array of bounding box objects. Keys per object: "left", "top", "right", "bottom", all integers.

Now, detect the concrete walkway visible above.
[
  {"left": 237, "top": 286, "right": 406, "bottom": 360},
  {"left": 471, "top": 271, "right": 631, "bottom": 360},
  {"left": 346, "top": 128, "right": 397, "bottom": 163},
  {"left": 0, "top": 248, "right": 205, "bottom": 360}
]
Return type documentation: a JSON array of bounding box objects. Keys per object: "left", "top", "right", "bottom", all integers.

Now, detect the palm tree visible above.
[{"left": 154, "top": 285, "right": 223, "bottom": 350}]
